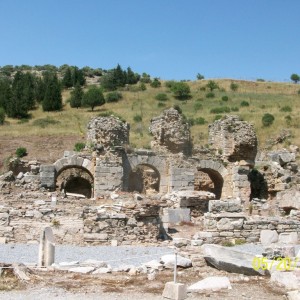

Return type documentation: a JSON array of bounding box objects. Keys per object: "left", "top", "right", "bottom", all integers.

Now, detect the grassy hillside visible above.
[{"left": 1, "top": 79, "right": 300, "bottom": 150}]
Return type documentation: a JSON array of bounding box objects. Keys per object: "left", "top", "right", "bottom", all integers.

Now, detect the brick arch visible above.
[
  {"left": 196, "top": 160, "right": 228, "bottom": 199},
  {"left": 124, "top": 154, "right": 168, "bottom": 193},
  {"left": 54, "top": 155, "right": 93, "bottom": 175}
]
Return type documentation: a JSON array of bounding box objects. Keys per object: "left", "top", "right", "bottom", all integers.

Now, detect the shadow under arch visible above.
[
  {"left": 195, "top": 167, "right": 224, "bottom": 199},
  {"left": 128, "top": 163, "right": 160, "bottom": 194},
  {"left": 56, "top": 165, "right": 94, "bottom": 198}
]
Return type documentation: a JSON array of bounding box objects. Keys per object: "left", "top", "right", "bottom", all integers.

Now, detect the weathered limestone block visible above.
[
  {"left": 86, "top": 116, "right": 130, "bottom": 150},
  {"left": 209, "top": 199, "right": 242, "bottom": 213},
  {"left": 277, "top": 189, "right": 300, "bottom": 211},
  {"left": 208, "top": 115, "right": 257, "bottom": 162},
  {"left": 149, "top": 108, "right": 191, "bottom": 155}
]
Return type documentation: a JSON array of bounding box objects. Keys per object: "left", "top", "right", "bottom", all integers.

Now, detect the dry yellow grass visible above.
[{"left": 1, "top": 79, "right": 300, "bottom": 149}]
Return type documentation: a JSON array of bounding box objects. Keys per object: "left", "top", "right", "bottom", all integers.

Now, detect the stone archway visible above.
[
  {"left": 56, "top": 166, "right": 94, "bottom": 198},
  {"left": 128, "top": 164, "right": 160, "bottom": 194},
  {"left": 195, "top": 168, "right": 224, "bottom": 199},
  {"left": 195, "top": 160, "right": 228, "bottom": 199}
]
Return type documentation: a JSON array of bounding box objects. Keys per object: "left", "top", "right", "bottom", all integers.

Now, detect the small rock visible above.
[
  {"left": 68, "top": 266, "right": 95, "bottom": 274},
  {"left": 92, "top": 267, "right": 112, "bottom": 274},
  {"left": 188, "top": 276, "right": 232, "bottom": 292},
  {"left": 160, "top": 254, "right": 192, "bottom": 268},
  {"left": 147, "top": 271, "right": 156, "bottom": 281}
]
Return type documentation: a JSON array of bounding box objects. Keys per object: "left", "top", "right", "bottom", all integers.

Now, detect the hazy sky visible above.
[{"left": 0, "top": 0, "right": 299, "bottom": 81}]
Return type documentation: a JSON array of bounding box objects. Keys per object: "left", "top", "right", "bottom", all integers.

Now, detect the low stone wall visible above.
[{"left": 0, "top": 198, "right": 162, "bottom": 245}]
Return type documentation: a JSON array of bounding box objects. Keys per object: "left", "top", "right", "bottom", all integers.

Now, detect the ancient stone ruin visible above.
[{"left": 0, "top": 109, "right": 300, "bottom": 248}]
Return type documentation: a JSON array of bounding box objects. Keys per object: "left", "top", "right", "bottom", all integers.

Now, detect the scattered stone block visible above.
[
  {"left": 287, "top": 290, "right": 300, "bottom": 300},
  {"left": 69, "top": 266, "right": 95, "bottom": 274},
  {"left": 167, "top": 208, "right": 190, "bottom": 224},
  {"left": 0, "top": 237, "right": 7, "bottom": 244},
  {"left": 162, "top": 282, "right": 187, "bottom": 300},
  {"left": 92, "top": 267, "right": 112, "bottom": 274},
  {"left": 188, "top": 276, "right": 231, "bottom": 292},
  {"left": 271, "top": 271, "right": 300, "bottom": 290},
  {"left": 260, "top": 230, "right": 278, "bottom": 245},
  {"left": 160, "top": 254, "right": 192, "bottom": 269},
  {"left": 279, "top": 232, "right": 298, "bottom": 244},
  {"left": 143, "top": 259, "right": 163, "bottom": 270}
]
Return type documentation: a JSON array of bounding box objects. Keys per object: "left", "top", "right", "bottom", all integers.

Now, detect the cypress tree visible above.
[
  {"left": 0, "top": 77, "right": 11, "bottom": 111},
  {"left": 62, "top": 67, "right": 73, "bottom": 88},
  {"left": 70, "top": 83, "right": 83, "bottom": 108},
  {"left": 42, "top": 74, "right": 62, "bottom": 111}
]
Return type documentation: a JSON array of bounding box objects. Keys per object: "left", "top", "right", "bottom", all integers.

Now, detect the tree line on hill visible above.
[{"left": 0, "top": 64, "right": 149, "bottom": 123}]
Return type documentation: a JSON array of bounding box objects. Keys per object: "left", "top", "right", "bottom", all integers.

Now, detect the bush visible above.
[
  {"left": 210, "top": 107, "right": 231, "bottom": 114},
  {"left": 106, "top": 91, "right": 123, "bottom": 103},
  {"left": 230, "top": 82, "right": 239, "bottom": 91},
  {"left": 206, "top": 92, "right": 215, "bottom": 98},
  {"left": 285, "top": 115, "right": 292, "bottom": 125},
  {"left": 170, "top": 82, "right": 191, "bottom": 100},
  {"left": 74, "top": 142, "right": 85, "bottom": 152},
  {"left": 32, "top": 117, "right": 60, "bottom": 128},
  {"left": 150, "top": 78, "right": 161, "bottom": 88},
  {"left": 240, "top": 101, "right": 249, "bottom": 107},
  {"left": 280, "top": 105, "right": 292, "bottom": 112},
  {"left": 231, "top": 107, "right": 239, "bottom": 112},
  {"left": 195, "top": 117, "right": 206, "bottom": 125},
  {"left": 222, "top": 95, "right": 229, "bottom": 102},
  {"left": 157, "top": 102, "right": 166, "bottom": 108},
  {"left": 139, "top": 82, "right": 146, "bottom": 91},
  {"left": 262, "top": 113, "right": 275, "bottom": 127},
  {"left": 194, "top": 102, "right": 203, "bottom": 111},
  {"left": 187, "top": 118, "right": 195, "bottom": 126},
  {"left": 16, "top": 147, "right": 27, "bottom": 158},
  {"left": 257, "top": 78, "right": 265, "bottom": 82},
  {"left": 206, "top": 80, "right": 219, "bottom": 92},
  {"left": 133, "top": 114, "right": 142, "bottom": 122},
  {"left": 165, "top": 80, "right": 176, "bottom": 88},
  {"left": 214, "top": 114, "right": 222, "bottom": 120},
  {"left": 0, "top": 107, "right": 5, "bottom": 125},
  {"left": 155, "top": 93, "right": 168, "bottom": 101},
  {"left": 199, "top": 86, "right": 206, "bottom": 91},
  {"left": 173, "top": 105, "right": 182, "bottom": 114}
]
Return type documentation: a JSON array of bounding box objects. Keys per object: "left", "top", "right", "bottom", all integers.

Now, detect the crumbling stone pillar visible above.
[{"left": 38, "top": 227, "right": 55, "bottom": 267}]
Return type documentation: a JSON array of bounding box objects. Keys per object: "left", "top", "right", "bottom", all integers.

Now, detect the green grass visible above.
[{"left": 1, "top": 79, "right": 300, "bottom": 149}]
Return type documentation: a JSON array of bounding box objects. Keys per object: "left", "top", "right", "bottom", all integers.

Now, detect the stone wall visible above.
[{"left": 0, "top": 198, "right": 162, "bottom": 245}]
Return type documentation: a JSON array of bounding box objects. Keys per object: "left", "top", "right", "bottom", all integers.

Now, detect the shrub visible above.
[
  {"left": 240, "top": 101, "right": 249, "bottom": 107},
  {"left": 106, "top": 91, "right": 123, "bottom": 103},
  {"left": 155, "top": 93, "right": 168, "bottom": 101},
  {"left": 210, "top": 107, "right": 231, "bottom": 114},
  {"left": 262, "top": 113, "right": 275, "bottom": 127},
  {"left": 199, "top": 86, "right": 206, "bottom": 91},
  {"left": 206, "top": 92, "right": 215, "bottom": 98},
  {"left": 150, "top": 78, "right": 161, "bottom": 88},
  {"left": 133, "top": 114, "right": 142, "bottom": 122},
  {"left": 173, "top": 105, "right": 182, "bottom": 114},
  {"left": 165, "top": 80, "right": 176, "bottom": 88},
  {"left": 214, "top": 114, "right": 222, "bottom": 120},
  {"left": 157, "top": 102, "right": 166, "bottom": 108},
  {"left": 170, "top": 82, "right": 191, "bottom": 100},
  {"left": 231, "top": 107, "right": 239, "bottom": 112},
  {"left": 222, "top": 95, "right": 229, "bottom": 102},
  {"left": 0, "top": 107, "right": 5, "bottom": 124},
  {"left": 285, "top": 115, "right": 292, "bottom": 125},
  {"left": 298, "top": 89, "right": 300, "bottom": 95},
  {"left": 280, "top": 105, "right": 292, "bottom": 112},
  {"left": 139, "top": 82, "right": 146, "bottom": 91},
  {"left": 16, "top": 147, "right": 27, "bottom": 158},
  {"left": 195, "top": 117, "right": 206, "bottom": 125},
  {"left": 74, "top": 142, "right": 85, "bottom": 152},
  {"left": 257, "top": 78, "right": 265, "bottom": 82},
  {"left": 32, "top": 117, "right": 60, "bottom": 128},
  {"left": 187, "top": 118, "right": 195, "bottom": 126},
  {"left": 206, "top": 80, "right": 219, "bottom": 92},
  {"left": 230, "top": 82, "right": 239, "bottom": 91},
  {"left": 194, "top": 102, "right": 203, "bottom": 111}
]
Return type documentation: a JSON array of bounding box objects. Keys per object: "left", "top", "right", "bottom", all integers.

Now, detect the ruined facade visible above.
[{"left": 1, "top": 109, "right": 300, "bottom": 245}]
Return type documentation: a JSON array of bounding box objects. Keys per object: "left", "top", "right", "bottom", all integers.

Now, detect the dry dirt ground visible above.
[
  {"left": 0, "top": 265, "right": 287, "bottom": 300},
  {"left": 0, "top": 135, "right": 80, "bottom": 172}
]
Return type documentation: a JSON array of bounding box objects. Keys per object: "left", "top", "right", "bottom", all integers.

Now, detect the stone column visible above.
[{"left": 38, "top": 227, "right": 55, "bottom": 267}]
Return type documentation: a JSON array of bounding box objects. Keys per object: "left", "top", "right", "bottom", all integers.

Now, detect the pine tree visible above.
[
  {"left": 0, "top": 77, "right": 11, "bottom": 111},
  {"left": 62, "top": 67, "right": 73, "bottom": 88},
  {"left": 70, "top": 83, "right": 83, "bottom": 108},
  {"left": 35, "top": 77, "right": 46, "bottom": 103},
  {"left": 42, "top": 74, "right": 62, "bottom": 111}
]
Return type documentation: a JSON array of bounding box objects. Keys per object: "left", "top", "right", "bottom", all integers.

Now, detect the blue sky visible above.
[{"left": 0, "top": 0, "right": 299, "bottom": 81}]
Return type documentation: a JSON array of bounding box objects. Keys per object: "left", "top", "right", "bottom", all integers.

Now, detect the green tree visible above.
[
  {"left": 42, "top": 74, "right": 62, "bottom": 111},
  {"left": 7, "top": 71, "right": 35, "bottom": 118},
  {"left": 0, "top": 107, "right": 5, "bottom": 124},
  {"left": 196, "top": 73, "right": 205, "bottom": 80},
  {"left": 206, "top": 80, "right": 219, "bottom": 92},
  {"left": 0, "top": 77, "right": 11, "bottom": 110},
  {"left": 62, "top": 67, "right": 73, "bottom": 88},
  {"left": 35, "top": 76, "right": 46, "bottom": 103},
  {"left": 291, "top": 73, "right": 300, "bottom": 84},
  {"left": 170, "top": 82, "right": 191, "bottom": 100},
  {"left": 70, "top": 83, "right": 83, "bottom": 108},
  {"left": 82, "top": 86, "right": 105, "bottom": 111},
  {"left": 140, "top": 72, "right": 151, "bottom": 83},
  {"left": 150, "top": 78, "right": 161, "bottom": 88},
  {"left": 126, "top": 67, "right": 140, "bottom": 84},
  {"left": 72, "top": 67, "right": 86, "bottom": 86}
]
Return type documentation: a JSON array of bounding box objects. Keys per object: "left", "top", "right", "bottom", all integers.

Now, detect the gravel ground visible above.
[{"left": 0, "top": 244, "right": 172, "bottom": 267}]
